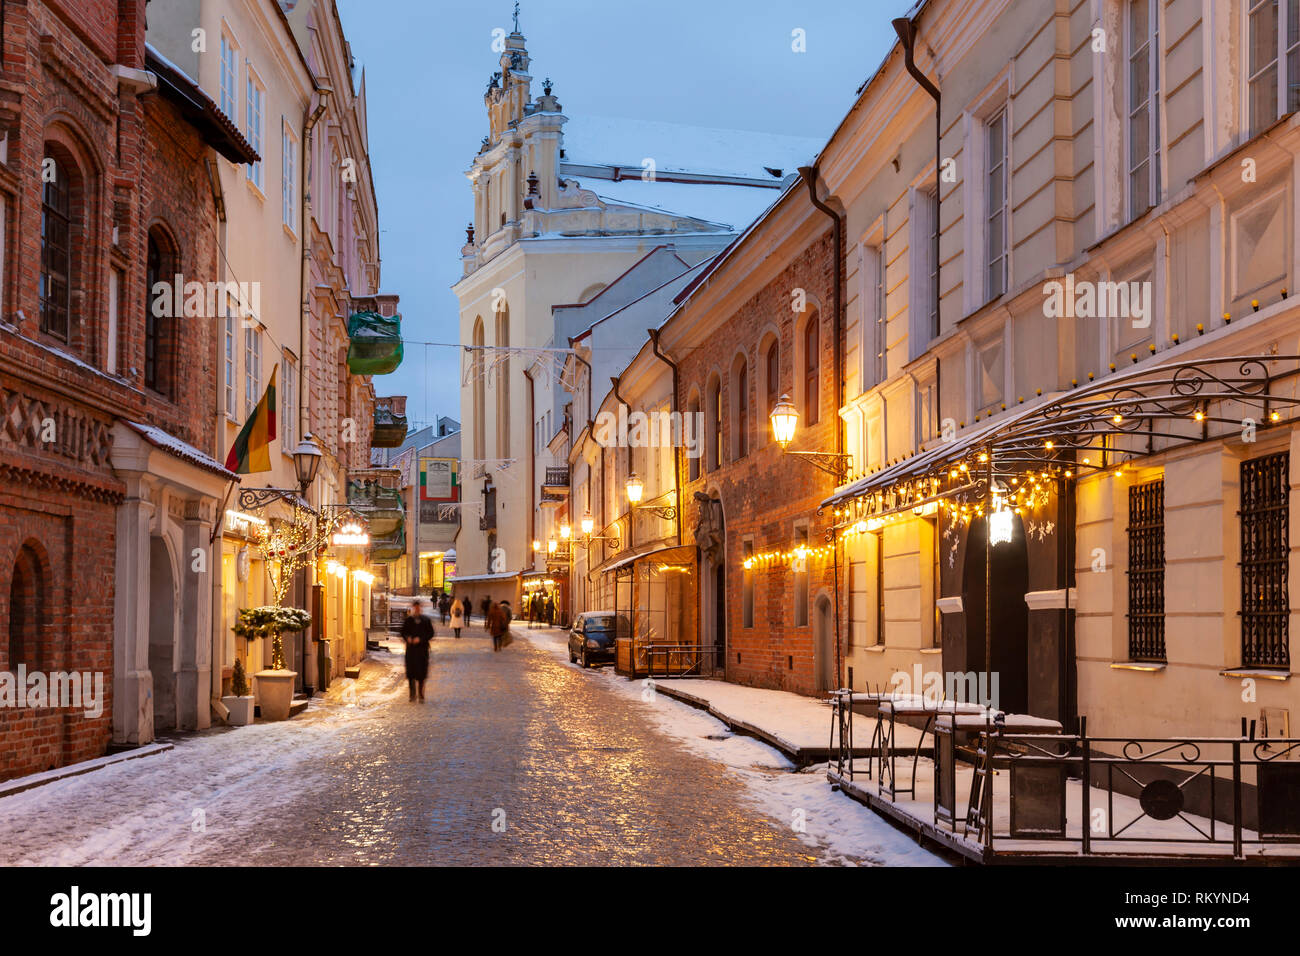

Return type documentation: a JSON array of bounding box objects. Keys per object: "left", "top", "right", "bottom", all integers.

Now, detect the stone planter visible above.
[
  {"left": 254, "top": 670, "right": 298, "bottom": 721},
  {"left": 221, "top": 695, "right": 255, "bottom": 726}
]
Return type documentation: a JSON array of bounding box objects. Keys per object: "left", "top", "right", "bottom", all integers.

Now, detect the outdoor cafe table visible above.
[
  {"left": 877, "top": 697, "right": 989, "bottom": 801},
  {"left": 932, "top": 712, "right": 1065, "bottom": 836},
  {"left": 828, "top": 690, "right": 894, "bottom": 779}
]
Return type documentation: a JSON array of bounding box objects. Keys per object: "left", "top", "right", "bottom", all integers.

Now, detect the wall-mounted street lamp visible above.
[
  {"left": 575, "top": 510, "right": 620, "bottom": 549},
  {"left": 769, "top": 395, "right": 852, "bottom": 482},
  {"left": 623, "top": 472, "right": 677, "bottom": 521},
  {"left": 625, "top": 473, "right": 644, "bottom": 505}
]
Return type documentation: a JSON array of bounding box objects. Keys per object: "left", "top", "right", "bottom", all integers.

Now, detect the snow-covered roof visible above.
[
  {"left": 562, "top": 115, "right": 821, "bottom": 184},
  {"left": 591, "top": 178, "right": 784, "bottom": 234},
  {"left": 125, "top": 421, "right": 236, "bottom": 479}
]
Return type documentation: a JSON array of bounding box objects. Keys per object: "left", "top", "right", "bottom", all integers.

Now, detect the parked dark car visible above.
[{"left": 568, "top": 612, "right": 630, "bottom": 668}]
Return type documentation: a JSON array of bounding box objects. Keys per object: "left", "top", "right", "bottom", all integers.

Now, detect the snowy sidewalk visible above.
[{"left": 650, "top": 678, "right": 925, "bottom": 766}]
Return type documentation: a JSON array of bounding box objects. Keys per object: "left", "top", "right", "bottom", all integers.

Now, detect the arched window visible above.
[
  {"left": 687, "top": 392, "right": 701, "bottom": 482},
  {"left": 803, "top": 310, "right": 820, "bottom": 426},
  {"left": 40, "top": 152, "right": 72, "bottom": 341},
  {"left": 731, "top": 353, "right": 749, "bottom": 460},
  {"left": 495, "top": 306, "right": 510, "bottom": 459},
  {"left": 764, "top": 338, "right": 780, "bottom": 422},
  {"left": 8, "top": 544, "right": 44, "bottom": 672},
  {"left": 706, "top": 375, "right": 723, "bottom": 472},
  {"left": 472, "top": 317, "right": 486, "bottom": 460},
  {"left": 145, "top": 228, "right": 178, "bottom": 397}
]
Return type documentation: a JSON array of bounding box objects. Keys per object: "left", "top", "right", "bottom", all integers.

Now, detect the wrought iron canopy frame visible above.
[
  {"left": 238, "top": 486, "right": 313, "bottom": 514},
  {"left": 823, "top": 355, "right": 1300, "bottom": 524},
  {"left": 784, "top": 449, "right": 853, "bottom": 483}
]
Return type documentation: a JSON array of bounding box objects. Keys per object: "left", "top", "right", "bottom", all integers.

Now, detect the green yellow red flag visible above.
[{"left": 225, "top": 366, "right": 277, "bottom": 474}]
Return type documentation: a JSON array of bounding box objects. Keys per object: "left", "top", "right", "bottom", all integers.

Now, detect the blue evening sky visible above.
[{"left": 334, "top": 0, "right": 910, "bottom": 429}]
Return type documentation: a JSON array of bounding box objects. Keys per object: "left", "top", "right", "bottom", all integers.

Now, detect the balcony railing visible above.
[
  {"left": 371, "top": 403, "right": 409, "bottom": 448},
  {"left": 543, "top": 466, "right": 570, "bottom": 490}
]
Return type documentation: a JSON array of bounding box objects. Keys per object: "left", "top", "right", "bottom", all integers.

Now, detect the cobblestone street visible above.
[{"left": 0, "top": 628, "right": 935, "bottom": 866}]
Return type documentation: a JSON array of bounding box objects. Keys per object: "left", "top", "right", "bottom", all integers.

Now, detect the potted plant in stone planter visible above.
[
  {"left": 233, "top": 605, "right": 313, "bottom": 721},
  {"left": 221, "top": 657, "right": 255, "bottom": 726}
]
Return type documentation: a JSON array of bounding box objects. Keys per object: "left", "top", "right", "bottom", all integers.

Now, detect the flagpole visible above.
[{"left": 209, "top": 477, "right": 239, "bottom": 546}]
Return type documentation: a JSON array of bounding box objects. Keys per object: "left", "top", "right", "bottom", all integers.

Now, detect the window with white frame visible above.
[
  {"left": 282, "top": 122, "right": 297, "bottom": 230},
  {"left": 244, "top": 324, "right": 261, "bottom": 415},
  {"left": 916, "top": 373, "right": 938, "bottom": 444},
  {"left": 219, "top": 33, "right": 238, "bottom": 120},
  {"left": 245, "top": 68, "right": 264, "bottom": 189},
  {"left": 910, "top": 184, "right": 939, "bottom": 358},
  {"left": 282, "top": 354, "right": 296, "bottom": 450},
  {"left": 1248, "top": 0, "right": 1300, "bottom": 136},
  {"left": 1128, "top": 0, "right": 1161, "bottom": 216},
  {"left": 862, "top": 241, "right": 885, "bottom": 387},
  {"left": 985, "top": 107, "right": 1009, "bottom": 300},
  {"left": 224, "top": 312, "right": 236, "bottom": 417}
]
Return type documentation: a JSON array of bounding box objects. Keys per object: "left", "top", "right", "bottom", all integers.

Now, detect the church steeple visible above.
[{"left": 485, "top": 3, "right": 532, "bottom": 141}]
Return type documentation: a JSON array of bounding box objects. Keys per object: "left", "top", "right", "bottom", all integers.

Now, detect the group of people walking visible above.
[
  {"left": 522, "top": 592, "right": 557, "bottom": 625},
  {"left": 399, "top": 591, "right": 516, "bottom": 701}
]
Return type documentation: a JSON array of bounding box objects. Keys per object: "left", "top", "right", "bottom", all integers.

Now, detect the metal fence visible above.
[
  {"left": 643, "top": 643, "right": 720, "bottom": 679},
  {"left": 956, "top": 718, "right": 1300, "bottom": 859}
]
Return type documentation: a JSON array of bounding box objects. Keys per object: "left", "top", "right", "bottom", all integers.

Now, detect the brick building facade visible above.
[
  {"left": 0, "top": 0, "right": 255, "bottom": 778},
  {"left": 665, "top": 212, "right": 841, "bottom": 696}
]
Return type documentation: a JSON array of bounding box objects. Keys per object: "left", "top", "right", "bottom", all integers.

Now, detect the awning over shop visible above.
[
  {"left": 823, "top": 354, "right": 1300, "bottom": 518},
  {"left": 450, "top": 570, "right": 521, "bottom": 584}
]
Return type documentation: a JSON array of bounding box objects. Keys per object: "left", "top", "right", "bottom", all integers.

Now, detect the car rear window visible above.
[{"left": 585, "top": 616, "right": 629, "bottom": 636}]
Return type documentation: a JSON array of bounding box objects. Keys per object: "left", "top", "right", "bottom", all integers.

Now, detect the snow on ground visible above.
[
  {"left": 0, "top": 650, "right": 409, "bottom": 867},
  {"left": 522, "top": 628, "right": 943, "bottom": 866}
]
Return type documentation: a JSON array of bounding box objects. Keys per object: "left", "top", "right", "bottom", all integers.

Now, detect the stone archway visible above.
[
  {"left": 694, "top": 492, "right": 725, "bottom": 672},
  {"left": 148, "top": 536, "right": 177, "bottom": 733}
]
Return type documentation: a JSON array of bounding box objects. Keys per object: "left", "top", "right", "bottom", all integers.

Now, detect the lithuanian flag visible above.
[{"left": 225, "top": 366, "right": 277, "bottom": 474}]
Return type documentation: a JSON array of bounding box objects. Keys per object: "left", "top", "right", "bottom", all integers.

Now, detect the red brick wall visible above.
[
  {"left": 0, "top": 0, "right": 218, "bottom": 780},
  {"left": 677, "top": 229, "right": 841, "bottom": 697}
]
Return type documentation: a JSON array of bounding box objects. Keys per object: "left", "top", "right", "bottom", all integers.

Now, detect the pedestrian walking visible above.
[
  {"left": 488, "top": 601, "right": 507, "bottom": 652},
  {"left": 400, "top": 599, "right": 435, "bottom": 702},
  {"left": 438, "top": 593, "right": 451, "bottom": 625},
  {"left": 545, "top": 595, "right": 555, "bottom": 625},
  {"left": 480, "top": 596, "right": 492, "bottom": 631},
  {"left": 462, "top": 595, "right": 473, "bottom": 627},
  {"left": 449, "top": 598, "right": 464, "bottom": 638}
]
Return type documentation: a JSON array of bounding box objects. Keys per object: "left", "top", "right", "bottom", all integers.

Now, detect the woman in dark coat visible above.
[{"left": 401, "top": 600, "right": 435, "bottom": 701}]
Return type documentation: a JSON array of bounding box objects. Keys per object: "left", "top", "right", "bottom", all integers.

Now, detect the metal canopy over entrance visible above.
[
  {"left": 824, "top": 355, "right": 1300, "bottom": 520},
  {"left": 819, "top": 354, "right": 1300, "bottom": 724}
]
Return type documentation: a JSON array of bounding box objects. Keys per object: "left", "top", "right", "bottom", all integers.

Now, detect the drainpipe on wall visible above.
[
  {"left": 568, "top": 336, "right": 594, "bottom": 435},
  {"left": 301, "top": 82, "right": 330, "bottom": 692},
  {"left": 611, "top": 375, "right": 632, "bottom": 551},
  {"left": 798, "top": 166, "right": 844, "bottom": 462},
  {"left": 799, "top": 164, "right": 845, "bottom": 690},
  {"left": 206, "top": 155, "right": 229, "bottom": 720},
  {"left": 648, "top": 328, "right": 682, "bottom": 547},
  {"left": 893, "top": 16, "right": 942, "bottom": 342}
]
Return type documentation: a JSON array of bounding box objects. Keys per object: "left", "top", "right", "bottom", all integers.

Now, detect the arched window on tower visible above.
[
  {"left": 495, "top": 306, "right": 510, "bottom": 458},
  {"left": 472, "top": 317, "right": 486, "bottom": 460}
]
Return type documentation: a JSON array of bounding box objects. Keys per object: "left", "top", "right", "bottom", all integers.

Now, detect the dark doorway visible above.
[{"left": 962, "top": 514, "right": 1029, "bottom": 715}]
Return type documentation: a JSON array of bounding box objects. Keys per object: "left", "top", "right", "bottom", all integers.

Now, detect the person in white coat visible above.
[{"left": 449, "top": 598, "right": 465, "bottom": 638}]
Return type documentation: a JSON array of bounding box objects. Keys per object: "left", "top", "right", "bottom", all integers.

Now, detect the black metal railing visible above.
[
  {"left": 957, "top": 720, "right": 1300, "bottom": 859},
  {"left": 544, "top": 466, "right": 569, "bottom": 487},
  {"left": 643, "top": 643, "right": 720, "bottom": 679}
]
